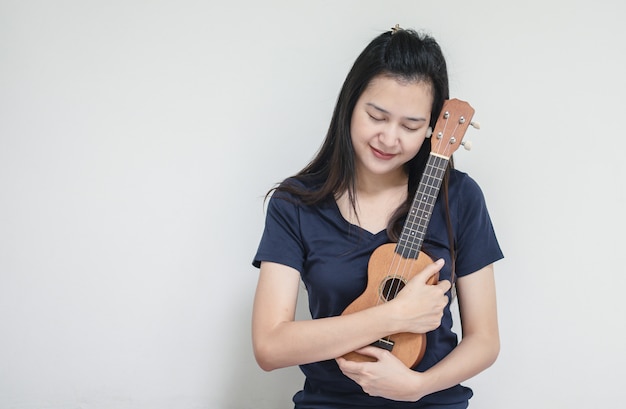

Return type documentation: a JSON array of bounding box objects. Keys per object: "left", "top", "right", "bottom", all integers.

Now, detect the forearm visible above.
[
  {"left": 253, "top": 303, "right": 397, "bottom": 371},
  {"left": 416, "top": 331, "right": 500, "bottom": 398},
  {"left": 414, "top": 265, "right": 500, "bottom": 398}
]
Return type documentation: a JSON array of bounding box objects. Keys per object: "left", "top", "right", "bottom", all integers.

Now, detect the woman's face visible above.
[{"left": 350, "top": 75, "right": 433, "bottom": 181}]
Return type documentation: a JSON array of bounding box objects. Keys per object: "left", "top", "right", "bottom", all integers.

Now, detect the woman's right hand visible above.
[{"left": 386, "top": 259, "right": 451, "bottom": 334}]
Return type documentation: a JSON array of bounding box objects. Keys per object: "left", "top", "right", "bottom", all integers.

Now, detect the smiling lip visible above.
[{"left": 371, "top": 146, "right": 396, "bottom": 160}]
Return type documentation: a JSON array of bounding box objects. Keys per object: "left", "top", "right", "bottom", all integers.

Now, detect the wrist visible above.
[
  {"left": 411, "top": 369, "right": 439, "bottom": 400},
  {"left": 373, "top": 300, "right": 404, "bottom": 335},
  {"left": 403, "top": 369, "right": 427, "bottom": 402}
]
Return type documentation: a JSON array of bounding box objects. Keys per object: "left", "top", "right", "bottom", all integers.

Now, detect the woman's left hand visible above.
[{"left": 336, "top": 346, "right": 423, "bottom": 402}]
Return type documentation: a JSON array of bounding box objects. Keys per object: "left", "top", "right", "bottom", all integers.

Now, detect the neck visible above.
[{"left": 354, "top": 169, "right": 408, "bottom": 197}]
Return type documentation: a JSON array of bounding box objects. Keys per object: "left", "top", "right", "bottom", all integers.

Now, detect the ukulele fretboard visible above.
[{"left": 396, "top": 154, "right": 449, "bottom": 259}]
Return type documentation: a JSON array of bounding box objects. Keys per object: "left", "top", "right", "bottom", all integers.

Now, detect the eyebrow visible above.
[{"left": 366, "top": 102, "right": 427, "bottom": 122}]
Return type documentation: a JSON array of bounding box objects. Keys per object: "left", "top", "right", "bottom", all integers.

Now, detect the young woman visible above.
[{"left": 252, "top": 26, "right": 503, "bottom": 408}]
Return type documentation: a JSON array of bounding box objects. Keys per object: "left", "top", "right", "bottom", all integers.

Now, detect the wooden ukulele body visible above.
[{"left": 341, "top": 242, "right": 438, "bottom": 368}]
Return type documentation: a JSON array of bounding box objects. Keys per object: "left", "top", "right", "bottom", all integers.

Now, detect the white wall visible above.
[{"left": 1, "top": 1, "right": 624, "bottom": 408}]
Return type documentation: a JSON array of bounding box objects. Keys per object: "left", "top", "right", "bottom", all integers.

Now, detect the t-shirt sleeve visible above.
[
  {"left": 454, "top": 175, "right": 504, "bottom": 277},
  {"left": 252, "top": 193, "right": 306, "bottom": 273}
]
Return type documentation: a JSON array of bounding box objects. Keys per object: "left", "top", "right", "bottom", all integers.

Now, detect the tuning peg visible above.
[
  {"left": 462, "top": 140, "right": 472, "bottom": 151},
  {"left": 470, "top": 121, "right": 481, "bottom": 130}
]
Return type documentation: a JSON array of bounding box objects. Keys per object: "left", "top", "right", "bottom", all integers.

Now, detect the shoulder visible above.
[
  {"left": 272, "top": 176, "right": 318, "bottom": 198},
  {"left": 449, "top": 168, "right": 482, "bottom": 193},
  {"left": 448, "top": 169, "right": 504, "bottom": 274},
  {"left": 447, "top": 168, "right": 488, "bottom": 209},
  {"left": 266, "top": 176, "right": 327, "bottom": 219},
  {"left": 268, "top": 176, "right": 328, "bottom": 209}
]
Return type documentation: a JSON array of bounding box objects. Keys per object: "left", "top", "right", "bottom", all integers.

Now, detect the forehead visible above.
[{"left": 359, "top": 75, "right": 433, "bottom": 114}]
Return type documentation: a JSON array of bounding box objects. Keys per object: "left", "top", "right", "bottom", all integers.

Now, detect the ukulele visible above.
[{"left": 341, "top": 99, "right": 478, "bottom": 368}]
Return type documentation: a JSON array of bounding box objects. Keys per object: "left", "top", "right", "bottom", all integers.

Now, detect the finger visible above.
[
  {"left": 437, "top": 279, "right": 452, "bottom": 293},
  {"left": 336, "top": 356, "right": 363, "bottom": 375},
  {"left": 414, "top": 258, "right": 445, "bottom": 283},
  {"left": 335, "top": 357, "right": 347, "bottom": 369},
  {"left": 354, "top": 346, "right": 392, "bottom": 362}
]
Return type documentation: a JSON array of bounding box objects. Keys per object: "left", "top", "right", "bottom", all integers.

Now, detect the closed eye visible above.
[{"left": 367, "top": 112, "right": 385, "bottom": 122}]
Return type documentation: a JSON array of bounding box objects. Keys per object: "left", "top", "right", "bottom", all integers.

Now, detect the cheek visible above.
[
  {"left": 404, "top": 135, "right": 427, "bottom": 157},
  {"left": 349, "top": 116, "right": 370, "bottom": 145}
]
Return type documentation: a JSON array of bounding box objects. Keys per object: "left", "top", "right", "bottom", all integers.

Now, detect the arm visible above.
[
  {"left": 252, "top": 260, "right": 449, "bottom": 371},
  {"left": 417, "top": 263, "right": 500, "bottom": 395},
  {"left": 336, "top": 264, "right": 499, "bottom": 401}
]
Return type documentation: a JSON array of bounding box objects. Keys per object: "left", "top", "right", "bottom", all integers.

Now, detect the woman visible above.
[{"left": 252, "top": 26, "right": 503, "bottom": 408}]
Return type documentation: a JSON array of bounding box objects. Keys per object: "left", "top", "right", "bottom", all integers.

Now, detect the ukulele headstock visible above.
[{"left": 429, "top": 99, "right": 478, "bottom": 159}]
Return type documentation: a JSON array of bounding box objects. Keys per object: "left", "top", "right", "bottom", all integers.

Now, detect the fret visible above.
[{"left": 396, "top": 153, "right": 450, "bottom": 259}]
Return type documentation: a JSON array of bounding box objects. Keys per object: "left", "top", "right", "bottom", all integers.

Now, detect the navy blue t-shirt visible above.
[{"left": 253, "top": 169, "right": 503, "bottom": 408}]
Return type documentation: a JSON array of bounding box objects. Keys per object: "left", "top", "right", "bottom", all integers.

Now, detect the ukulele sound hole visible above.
[{"left": 380, "top": 277, "right": 406, "bottom": 301}]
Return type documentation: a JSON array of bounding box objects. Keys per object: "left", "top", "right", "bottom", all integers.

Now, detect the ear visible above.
[{"left": 425, "top": 127, "right": 433, "bottom": 138}]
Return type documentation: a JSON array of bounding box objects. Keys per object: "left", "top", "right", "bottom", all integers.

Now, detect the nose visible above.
[{"left": 378, "top": 123, "right": 400, "bottom": 147}]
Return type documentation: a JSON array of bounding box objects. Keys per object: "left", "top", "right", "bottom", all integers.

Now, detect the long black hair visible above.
[{"left": 271, "top": 28, "right": 451, "bottom": 241}]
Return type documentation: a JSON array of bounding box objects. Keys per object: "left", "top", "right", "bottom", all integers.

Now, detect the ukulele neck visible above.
[{"left": 396, "top": 153, "right": 449, "bottom": 259}]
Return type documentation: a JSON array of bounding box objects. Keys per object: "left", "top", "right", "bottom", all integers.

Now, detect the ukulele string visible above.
[
  {"left": 376, "top": 196, "right": 420, "bottom": 309},
  {"left": 384, "top": 163, "right": 434, "bottom": 305},
  {"left": 379, "top": 155, "right": 442, "bottom": 310},
  {"left": 378, "top": 151, "right": 437, "bottom": 307}
]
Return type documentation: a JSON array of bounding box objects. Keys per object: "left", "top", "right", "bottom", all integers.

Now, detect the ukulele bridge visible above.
[{"left": 370, "top": 338, "right": 394, "bottom": 352}]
